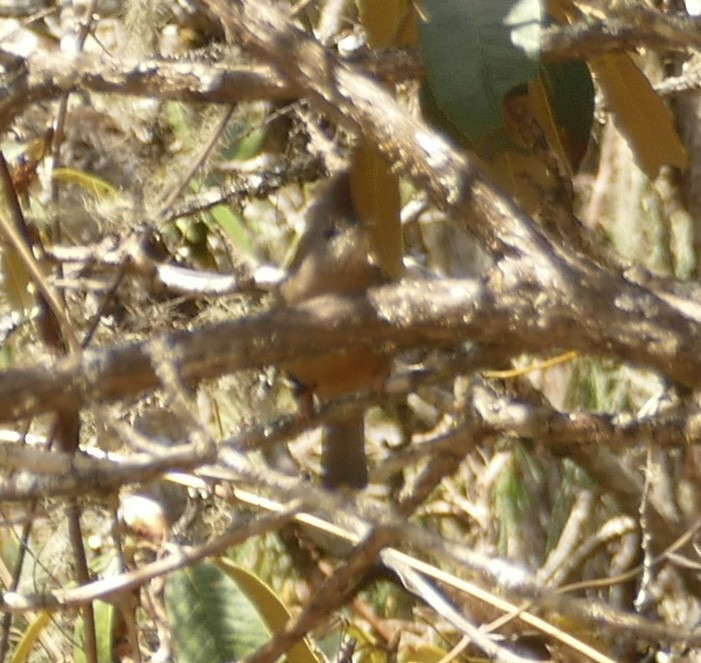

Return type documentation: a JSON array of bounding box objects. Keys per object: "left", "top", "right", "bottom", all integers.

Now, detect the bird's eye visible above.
[{"left": 322, "top": 225, "right": 340, "bottom": 240}]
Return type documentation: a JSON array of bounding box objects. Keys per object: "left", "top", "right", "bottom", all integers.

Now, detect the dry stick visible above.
[
  {"left": 0, "top": 153, "right": 78, "bottom": 352},
  {"left": 1, "top": 436, "right": 695, "bottom": 648},
  {"left": 0, "top": 55, "right": 292, "bottom": 131},
  {"left": 220, "top": 458, "right": 701, "bottom": 654},
  {"left": 244, "top": 526, "right": 397, "bottom": 663},
  {"left": 25, "top": 0, "right": 98, "bottom": 656},
  {"left": 0, "top": 152, "right": 83, "bottom": 663},
  {"left": 4, "top": 267, "right": 701, "bottom": 422},
  {"left": 210, "top": 456, "right": 701, "bottom": 648},
  {"left": 81, "top": 267, "right": 128, "bottom": 347},
  {"left": 1, "top": 3, "right": 700, "bottom": 652},
  {"left": 0, "top": 6, "right": 688, "bottom": 663},
  {"left": 241, "top": 406, "right": 609, "bottom": 663},
  {"left": 157, "top": 106, "right": 235, "bottom": 216}
]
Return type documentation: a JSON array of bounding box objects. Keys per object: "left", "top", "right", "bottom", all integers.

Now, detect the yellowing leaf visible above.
[
  {"left": 353, "top": 2, "right": 408, "bottom": 280},
  {"left": 350, "top": 143, "right": 404, "bottom": 279},
  {"left": 529, "top": 77, "right": 574, "bottom": 177},
  {"left": 397, "top": 643, "right": 450, "bottom": 663},
  {"left": 356, "top": 0, "right": 417, "bottom": 48},
  {"left": 547, "top": 0, "right": 687, "bottom": 177},
  {"left": 590, "top": 54, "right": 688, "bottom": 177},
  {"left": 547, "top": 0, "right": 576, "bottom": 22},
  {"left": 10, "top": 611, "right": 51, "bottom": 663},
  {"left": 1, "top": 247, "right": 33, "bottom": 314},
  {"left": 52, "top": 167, "right": 117, "bottom": 198}
]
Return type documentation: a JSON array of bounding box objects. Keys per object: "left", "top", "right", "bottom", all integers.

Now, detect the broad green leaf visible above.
[
  {"left": 419, "top": 0, "right": 544, "bottom": 146},
  {"left": 208, "top": 203, "right": 255, "bottom": 256},
  {"left": 74, "top": 601, "right": 116, "bottom": 663},
  {"left": 531, "top": 59, "right": 595, "bottom": 172},
  {"left": 214, "top": 557, "right": 320, "bottom": 663},
  {"left": 164, "top": 561, "right": 271, "bottom": 663}
]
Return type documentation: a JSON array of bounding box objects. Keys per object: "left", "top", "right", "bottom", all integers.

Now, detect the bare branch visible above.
[
  {"left": 0, "top": 266, "right": 694, "bottom": 423},
  {"left": 1, "top": 6, "right": 697, "bottom": 132},
  {"left": 541, "top": 9, "right": 701, "bottom": 58}
]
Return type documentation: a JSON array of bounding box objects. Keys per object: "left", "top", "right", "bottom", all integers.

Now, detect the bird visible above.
[{"left": 279, "top": 172, "right": 392, "bottom": 489}]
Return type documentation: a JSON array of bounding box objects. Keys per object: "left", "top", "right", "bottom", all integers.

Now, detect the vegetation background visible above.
[{"left": 1, "top": 0, "right": 701, "bottom": 661}]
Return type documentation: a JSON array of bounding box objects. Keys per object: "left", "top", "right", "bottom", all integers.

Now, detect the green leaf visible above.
[
  {"left": 208, "top": 203, "right": 255, "bottom": 256},
  {"left": 540, "top": 60, "right": 594, "bottom": 142},
  {"left": 419, "top": 0, "right": 544, "bottom": 145},
  {"left": 530, "top": 59, "right": 595, "bottom": 171},
  {"left": 74, "top": 601, "right": 116, "bottom": 663},
  {"left": 214, "top": 558, "right": 320, "bottom": 663},
  {"left": 164, "top": 561, "right": 271, "bottom": 663}
]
